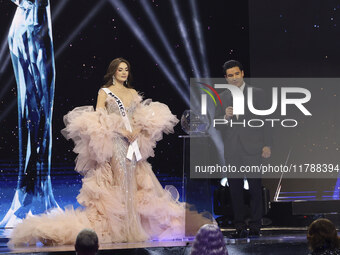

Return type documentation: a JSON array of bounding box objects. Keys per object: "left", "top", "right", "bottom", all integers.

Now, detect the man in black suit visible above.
[{"left": 215, "top": 60, "right": 272, "bottom": 238}]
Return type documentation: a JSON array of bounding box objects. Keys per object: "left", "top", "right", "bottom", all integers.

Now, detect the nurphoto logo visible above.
[{"left": 196, "top": 83, "right": 312, "bottom": 128}]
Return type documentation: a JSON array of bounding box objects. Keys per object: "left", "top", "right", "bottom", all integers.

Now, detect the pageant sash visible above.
[{"left": 102, "top": 88, "right": 142, "bottom": 161}]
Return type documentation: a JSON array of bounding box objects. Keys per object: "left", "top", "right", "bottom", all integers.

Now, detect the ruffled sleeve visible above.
[
  {"left": 61, "top": 106, "right": 125, "bottom": 175},
  {"left": 132, "top": 99, "right": 179, "bottom": 160}
]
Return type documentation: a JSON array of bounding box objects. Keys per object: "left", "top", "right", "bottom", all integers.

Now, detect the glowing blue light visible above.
[
  {"left": 333, "top": 177, "right": 340, "bottom": 199},
  {"left": 1, "top": 0, "right": 59, "bottom": 227}
]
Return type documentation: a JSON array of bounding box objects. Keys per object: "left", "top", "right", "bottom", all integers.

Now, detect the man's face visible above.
[{"left": 225, "top": 66, "right": 244, "bottom": 87}]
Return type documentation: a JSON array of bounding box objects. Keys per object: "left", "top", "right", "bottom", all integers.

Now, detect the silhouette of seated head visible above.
[
  {"left": 190, "top": 224, "right": 228, "bottom": 255},
  {"left": 307, "top": 218, "right": 340, "bottom": 253},
  {"left": 75, "top": 228, "right": 99, "bottom": 255}
]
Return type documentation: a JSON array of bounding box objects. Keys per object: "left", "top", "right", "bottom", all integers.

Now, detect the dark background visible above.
[
  {"left": 0, "top": 0, "right": 339, "bottom": 215},
  {"left": 0, "top": 0, "right": 250, "bottom": 175},
  {"left": 248, "top": 0, "right": 340, "bottom": 198}
]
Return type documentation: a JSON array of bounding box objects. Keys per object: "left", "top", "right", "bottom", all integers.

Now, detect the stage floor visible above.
[{"left": 0, "top": 227, "right": 311, "bottom": 255}]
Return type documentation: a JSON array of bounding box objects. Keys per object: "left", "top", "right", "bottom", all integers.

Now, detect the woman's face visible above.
[{"left": 114, "top": 62, "right": 129, "bottom": 84}]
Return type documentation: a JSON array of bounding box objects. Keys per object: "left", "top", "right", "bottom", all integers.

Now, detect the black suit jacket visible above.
[{"left": 214, "top": 85, "right": 273, "bottom": 159}]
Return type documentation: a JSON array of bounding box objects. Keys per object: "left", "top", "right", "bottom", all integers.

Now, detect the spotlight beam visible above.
[
  {"left": 0, "top": 0, "right": 68, "bottom": 71},
  {"left": 0, "top": 38, "right": 9, "bottom": 67},
  {"left": 170, "top": 0, "right": 201, "bottom": 78},
  {"left": 189, "top": 0, "right": 210, "bottom": 77},
  {"left": 51, "top": 0, "right": 68, "bottom": 21},
  {"left": 139, "top": 0, "right": 188, "bottom": 86},
  {"left": 187, "top": 0, "right": 215, "bottom": 152},
  {"left": 0, "top": 0, "right": 70, "bottom": 95},
  {"left": 274, "top": 148, "right": 292, "bottom": 201},
  {"left": 55, "top": 0, "right": 106, "bottom": 58},
  {"left": 0, "top": 1, "right": 106, "bottom": 121},
  {"left": 107, "top": 0, "right": 189, "bottom": 105},
  {"left": 0, "top": 55, "right": 11, "bottom": 74},
  {"left": 0, "top": 23, "right": 12, "bottom": 65}
]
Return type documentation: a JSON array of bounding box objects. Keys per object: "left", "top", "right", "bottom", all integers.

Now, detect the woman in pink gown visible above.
[{"left": 9, "top": 58, "right": 189, "bottom": 245}]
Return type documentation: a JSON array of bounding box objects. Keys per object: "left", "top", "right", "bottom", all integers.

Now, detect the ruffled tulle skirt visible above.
[{"left": 9, "top": 103, "right": 211, "bottom": 246}]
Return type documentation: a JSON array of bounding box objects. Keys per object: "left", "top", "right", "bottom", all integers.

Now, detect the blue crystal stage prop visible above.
[{"left": 0, "top": 0, "right": 59, "bottom": 227}]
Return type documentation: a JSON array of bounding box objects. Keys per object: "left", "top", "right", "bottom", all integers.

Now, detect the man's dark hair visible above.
[
  {"left": 75, "top": 228, "right": 99, "bottom": 255},
  {"left": 222, "top": 60, "right": 244, "bottom": 74}
]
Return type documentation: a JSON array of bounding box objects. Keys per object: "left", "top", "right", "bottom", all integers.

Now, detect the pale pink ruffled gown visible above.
[{"left": 9, "top": 91, "right": 186, "bottom": 245}]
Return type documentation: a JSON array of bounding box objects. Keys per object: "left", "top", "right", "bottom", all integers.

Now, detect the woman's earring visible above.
[
  {"left": 124, "top": 80, "right": 128, "bottom": 86},
  {"left": 112, "top": 75, "right": 116, "bottom": 85}
]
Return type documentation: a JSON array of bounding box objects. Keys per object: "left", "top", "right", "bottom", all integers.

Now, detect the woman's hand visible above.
[
  {"left": 122, "top": 128, "right": 141, "bottom": 143},
  {"left": 262, "top": 146, "right": 271, "bottom": 158}
]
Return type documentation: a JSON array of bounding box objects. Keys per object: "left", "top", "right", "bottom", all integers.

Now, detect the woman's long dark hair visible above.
[
  {"left": 102, "top": 58, "right": 133, "bottom": 88},
  {"left": 307, "top": 218, "right": 340, "bottom": 252}
]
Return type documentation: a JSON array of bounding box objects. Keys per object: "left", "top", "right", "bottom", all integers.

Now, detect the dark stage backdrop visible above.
[
  {"left": 249, "top": 0, "right": 340, "bottom": 199},
  {"left": 2, "top": 0, "right": 338, "bottom": 219},
  {"left": 249, "top": 0, "right": 340, "bottom": 77},
  {"left": 0, "top": 0, "right": 249, "bottom": 218}
]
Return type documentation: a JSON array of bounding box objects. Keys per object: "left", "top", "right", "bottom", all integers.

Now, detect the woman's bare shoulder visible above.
[{"left": 98, "top": 88, "right": 108, "bottom": 96}]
